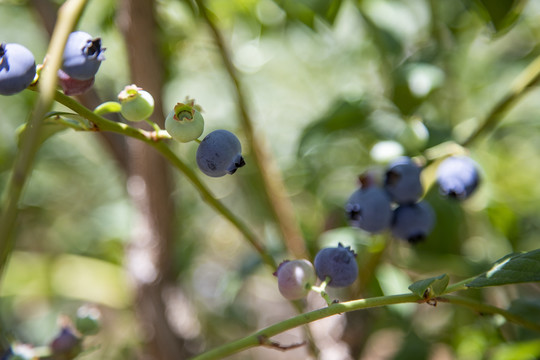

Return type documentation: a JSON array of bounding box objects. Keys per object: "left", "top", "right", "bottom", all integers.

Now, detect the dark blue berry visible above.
[
  {"left": 196, "top": 129, "right": 245, "bottom": 177},
  {"left": 0, "top": 43, "right": 36, "bottom": 95},
  {"left": 384, "top": 156, "right": 423, "bottom": 204},
  {"left": 62, "top": 31, "right": 105, "bottom": 81},
  {"left": 436, "top": 156, "right": 479, "bottom": 200},
  {"left": 391, "top": 201, "right": 435, "bottom": 243},
  {"left": 50, "top": 327, "right": 81, "bottom": 359},
  {"left": 345, "top": 186, "right": 392, "bottom": 233},
  {"left": 314, "top": 243, "right": 358, "bottom": 288}
]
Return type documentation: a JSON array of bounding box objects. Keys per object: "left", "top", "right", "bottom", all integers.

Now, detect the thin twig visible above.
[
  {"left": 461, "top": 54, "right": 540, "bottom": 147},
  {"left": 194, "top": 0, "right": 308, "bottom": 259},
  {"left": 48, "top": 90, "right": 277, "bottom": 269},
  {"left": 0, "top": 0, "right": 88, "bottom": 282}
]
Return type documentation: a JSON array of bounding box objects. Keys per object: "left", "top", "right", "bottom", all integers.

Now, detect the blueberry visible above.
[
  {"left": 345, "top": 186, "right": 392, "bottom": 233},
  {"left": 118, "top": 85, "right": 154, "bottom": 122},
  {"left": 314, "top": 243, "right": 358, "bottom": 288},
  {"left": 391, "top": 201, "right": 435, "bottom": 243},
  {"left": 196, "top": 129, "right": 245, "bottom": 177},
  {"left": 75, "top": 305, "right": 101, "bottom": 336},
  {"left": 165, "top": 101, "right": 205, "bottom": 142},
  {"left": 384, "top": 156, "right": 423, "bottom": 204},
  {"left": 62, "top": 31, "right": 105, "bottom": 80},
  {"left": 436, "top": 156, "right": 480, "bottom": 200},
  {"left": 49, "top": 327, "right": 81, "bottom": 359},
  {"left": 0, "top": 43, "right": 36, "bottom": 95},
  {"left": 273, "top": 259, "right": 316, "bottom": 300},
  {"left": 57, "top": 68, "right": 95, "bottom": 96}
]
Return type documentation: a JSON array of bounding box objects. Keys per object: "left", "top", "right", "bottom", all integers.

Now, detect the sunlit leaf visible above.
[{"left": 466, "top": 249, "right": 540, "bottom": 288}]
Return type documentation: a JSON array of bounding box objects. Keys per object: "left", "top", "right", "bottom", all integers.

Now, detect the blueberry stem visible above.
[
  {"left": 195, "top": 0, "right": 307, "bottom": 259},
  {"left": 93, "top": 101, "right": 121, "bottom": 116},
  {"left": 0, "top": 0, "right": 89, "bottom": 281},
  {"left": 145, "top": 118, "right": 161, "bottom": 133},
  {"left": 32, "top": 89, "right": 277, "bottom": 270},
  {"left": 462, "top": 53, "right": 540, "bottom": 147},
  {"left": 190, "top": 287, "right": 540, "bottom": 360},
  {"left": 311, "top": 276, "right": 333, "bottom": 306}
]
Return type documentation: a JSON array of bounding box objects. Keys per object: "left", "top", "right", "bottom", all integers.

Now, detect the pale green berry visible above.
[
  {"left": 165, "top": 101, "right": 205, "bottom": 143},
  {"left": 118, "top": 84, "right": 154, "bottom": 122}
]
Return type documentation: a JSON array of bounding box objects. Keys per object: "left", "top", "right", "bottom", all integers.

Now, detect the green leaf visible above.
[
  {"left": 278, "top": 0, "right": 344, "bottom": 28},
  {"left": 297, "top": 99, "right": 371, "bottom": 156},
  {"left": 471, "top": 0, "right": 527, "bottom": 35},
  {"left": 408, "top": 273, "right": 449, "bottom": 298},
  {"left": 466, "top": 249, "right": 540, "bottom": 288}
]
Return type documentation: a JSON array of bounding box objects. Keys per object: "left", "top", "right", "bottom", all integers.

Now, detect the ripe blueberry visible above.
[
  {"left": 314, "top": 243, "right": 358, "bottom": 288},
  {"left": 345, "top": 185, "right": 392, "bottom": 233},
  {"left": 436, "top": 155, "right": 480, "bottom": 200},
  {"left": 273, "top": 259, "right": 316, "bottom": 300},
  {"left": 384, "top": 156, "right": 423, "bottom": 204},
  {"left": 49, "top": 327, "right": 81, "bottom": 359},
  {"left": 391, "top": 201, "right": 435, "bottom": 243},
  {"left": 165, "top": 101, "right": 204, "bottom": 142},
  {"left": 196, "top": 129, "right": 245, "bottom": 177},
  {"left": 0, "top": 43, "right": 36, "bottom": 95},
  {"left": 62, "top": 31, "right": 105, "bottom": 80},
  {"left": 118, "top": 85, "right": 154, "bottom": 122}
]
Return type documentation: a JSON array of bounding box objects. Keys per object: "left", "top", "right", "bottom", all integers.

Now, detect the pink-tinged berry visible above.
[
  {"left": 274, "top": 259, "right": 316, "bottom": 300},
  {"left": 57, "top": 68, "right": 94, "bottom": 95}
]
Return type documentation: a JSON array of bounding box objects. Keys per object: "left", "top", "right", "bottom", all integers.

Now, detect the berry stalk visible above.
[{"left": 0, "top": 0, "right": 89, "bottom": 281}]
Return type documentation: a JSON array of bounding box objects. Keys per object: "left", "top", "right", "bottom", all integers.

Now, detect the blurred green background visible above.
[{"left": 1, "top": 0, "right": 540, "bottom": 359}]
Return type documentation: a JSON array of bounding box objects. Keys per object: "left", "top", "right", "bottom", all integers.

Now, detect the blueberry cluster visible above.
[
  {"left": 346, "top": 156, "right": 435, "bottom": 244},
  {"left": 274, "top": 243, "right": 358, "bottom": 301},
  {"left": 0, "top": 31, "right": 105, "bottom": 97},
  {"left": 345, "top": 154, "right": 481, "bottom": 243}
]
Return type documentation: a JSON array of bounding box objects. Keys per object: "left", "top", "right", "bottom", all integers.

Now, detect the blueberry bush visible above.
[{"left": 1, "top": 0, "right": 540, "bottom": 359}]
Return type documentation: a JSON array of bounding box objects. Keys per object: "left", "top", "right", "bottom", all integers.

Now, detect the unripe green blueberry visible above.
[
  {"left": 165, "top": 101, "right": 204, "bottom": 143},
  {"left": 74, "top": 305, "right": 101, "bottom": 336},
  {"left": 118, "top": 84, "right": 154, "bottom": 122}
]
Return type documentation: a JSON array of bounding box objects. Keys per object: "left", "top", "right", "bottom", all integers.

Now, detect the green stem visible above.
[
  {"left": 0, "top": 0, "right": 88, "bottom": 282},
  {"left": 462, "top": 54, "right": 540, "bottom": 147},
  {"left": 311, "top": 276, "right": 333, "bottom": 306},
  {"left": 50, "top": 91, "right": 277, "bottom": 269},
  {"left": 437, "top": 295, "right": 540, "bottom": 332},
  {"left": 191, "top": 288, "right": 540, "bottom": 360},
  {"left": 190, "top": 293, "right": 420, "bottom": 360}
]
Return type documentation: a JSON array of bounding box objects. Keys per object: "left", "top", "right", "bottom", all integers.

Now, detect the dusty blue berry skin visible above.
[
  {"left": 314, "top": 243, "right": 358, "bottom": 288},
  {"left": 437, "top": 156, "right": 479, "bottom": 200},
  {"left": 274, "top": 259, "right": 316, "bottom": 300},
  {"left": 391, "top": 201, "right": 435, "bottom": 243},
  {"left": 62, "top": 31, "right": 105, "bottom": 80},
  {"left": 384, "top": 156, "right": 423, "bottom": 204},
  {"left": 196, "top": 130, "right": 245, "bottom": 177},
  {"left": 346, "top": 186, "right": 392, "bottom": 233},
  {"left": 0, "top": 43, "right": 36, "bottom": 95}
]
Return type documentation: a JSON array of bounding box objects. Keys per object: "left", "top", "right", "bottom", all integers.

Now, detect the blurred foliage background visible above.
[{"left": 1, "top": 0, "right": 540, "bottom": 359}]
